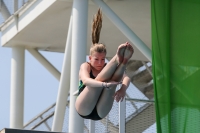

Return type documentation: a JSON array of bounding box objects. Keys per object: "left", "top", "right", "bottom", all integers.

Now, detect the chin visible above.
[{"left": 96, "top": 67, "right": 103, "bottom": 71}]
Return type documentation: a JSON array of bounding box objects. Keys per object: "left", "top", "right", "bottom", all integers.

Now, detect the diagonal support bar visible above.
[
  {"left": 51, "top": 14, "right": 73, "bottom": 132},
  {"left": 93, "top": 0, "right": 152, "bottom": 62},
  {"left": 26, "top": 48, "right": 60, "bottom": 81},
  {"left": 0, "top": 0, "right": 11, "bottom": 20}
]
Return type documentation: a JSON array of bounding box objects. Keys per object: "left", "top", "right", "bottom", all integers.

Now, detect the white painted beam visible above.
[
  {"left": 27, "top": 48, "right": 60, "bottom": 81},
  {"left": 1, "top": 0, "right": 56, "bottom": 46},
  {"left": 119, "top": 98, "right": 126, "bottom": 133},
  {"left": 14, "top": 0, "right": 19, "bottom": 12},
  {"left": 69, "top": 0, "right": 88, "bottom": 132},
  {"left": 89, "top": 120, "right": 95, "bottom": 133},
  {"left": 52, "top": 15, "right": 72, "bottom": 132},
  {"left": 93, "top": 0, "right": 152, "bottom": 62},
  {"left": 10, "top": 47, "right": 25, "bottom": 128}
]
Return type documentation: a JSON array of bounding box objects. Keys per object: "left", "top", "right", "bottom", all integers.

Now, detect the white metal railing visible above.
[
  {"left": 23, "top": 96, "right": 156, "bottom": 133},
  {"left": 23, "top": 103, "right": 56, "bottom": 131},
  {"left": 0, "top": 0, "right": 31, "bottom": 24}
]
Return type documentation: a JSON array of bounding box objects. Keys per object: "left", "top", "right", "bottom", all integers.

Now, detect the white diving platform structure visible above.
[{"left": 0, "top": 0, "right": 154, "bottom": 133}]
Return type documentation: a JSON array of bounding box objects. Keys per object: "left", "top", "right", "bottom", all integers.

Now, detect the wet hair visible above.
[{"left": 90, "top": 8, "right": 107, "bottom": 55}]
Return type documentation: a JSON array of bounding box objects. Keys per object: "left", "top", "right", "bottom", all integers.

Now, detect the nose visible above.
[{"left": 98, "top": 60, "right": 101, "bottom": 64}]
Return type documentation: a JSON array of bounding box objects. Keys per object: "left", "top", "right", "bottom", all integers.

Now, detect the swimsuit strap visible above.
[{"left": 87, "top": 62, "right": 96, "bottom": 79}]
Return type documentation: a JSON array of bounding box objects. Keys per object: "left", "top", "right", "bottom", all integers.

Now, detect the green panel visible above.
[{"left": 152, "top": 0, "right": 200, "bottom": 132}]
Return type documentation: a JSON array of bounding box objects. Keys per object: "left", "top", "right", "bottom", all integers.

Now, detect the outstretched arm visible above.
[
  {"left": 79, "top": 63, "right": 120, "bottom": 88},
  {"left": 113, "top": 73, "right": 130, "bottom": 102}
]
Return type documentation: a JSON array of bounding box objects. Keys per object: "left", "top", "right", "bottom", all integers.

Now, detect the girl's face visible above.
[{"left": 89, "top": 52, "right": 106, "bottom": 71}]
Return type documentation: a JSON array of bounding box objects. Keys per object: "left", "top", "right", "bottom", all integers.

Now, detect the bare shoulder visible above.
[
  {"left": 79, "top": 62, "right": 91, "bottom": 79},
  {"left": 80, "top": 62, "right": 90, "bottom": 71}
]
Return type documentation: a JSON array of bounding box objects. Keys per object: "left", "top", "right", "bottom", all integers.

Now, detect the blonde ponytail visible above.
[
  {"left": 90, "top": 8, "right": 106, "bottom": 55},
  {"left": 92, "top": 8, "right": 102, "bottom": 44}
]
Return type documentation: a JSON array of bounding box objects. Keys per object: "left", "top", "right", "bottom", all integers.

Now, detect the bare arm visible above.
[
  {"left": 114, "top": 73, "right": 130, "bottom": 102},
  {"left": 80, "top": 63, "right": 119, "bottom": 88},
  {"left": 120, "top": 73, "right": 131, "bottom": 91}
]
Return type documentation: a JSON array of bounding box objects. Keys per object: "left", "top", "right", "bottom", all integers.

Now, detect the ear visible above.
[{"left": 89, "top": 55, "right": 92, "bottom": 61}]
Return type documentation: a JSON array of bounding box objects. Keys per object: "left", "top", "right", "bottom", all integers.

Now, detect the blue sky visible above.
[{"left": 0, "top": 45, "right": 64, "bottom": 129}]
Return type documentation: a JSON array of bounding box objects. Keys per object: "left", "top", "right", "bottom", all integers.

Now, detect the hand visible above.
[{"left": 113, "top": 88, "right": 126, "bottom": 102}]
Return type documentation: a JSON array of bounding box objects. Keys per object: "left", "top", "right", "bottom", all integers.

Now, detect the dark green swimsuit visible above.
[{"left": 78, "top": 70, "right": 96, "bottom": 95}]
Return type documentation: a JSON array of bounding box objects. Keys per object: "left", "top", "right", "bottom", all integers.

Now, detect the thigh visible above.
[
  {"left": 75, "top": 86, "right": 103, "bottom": 116},
  {"left": 96, "top": 86, "right": 117, "bottom": 118},
  {"left": 95, "top": 55, "right": 118, "bottom": 81}
]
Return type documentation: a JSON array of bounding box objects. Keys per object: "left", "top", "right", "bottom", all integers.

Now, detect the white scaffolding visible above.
[{"left": 0, "top": 0, "right": 153, "bottom": 133}]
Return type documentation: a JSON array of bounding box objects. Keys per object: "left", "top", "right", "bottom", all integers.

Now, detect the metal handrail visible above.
[
  {"left": 126, "top": 98, "right": 155, "bottom": 103},
  {"left": 23, "top": 103, "right": 56, "bottom": 128}
]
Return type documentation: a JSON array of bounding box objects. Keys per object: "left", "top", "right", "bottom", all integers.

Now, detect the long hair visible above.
[{"left": 90, "top": 8, "right": 106, "bottom": 55}]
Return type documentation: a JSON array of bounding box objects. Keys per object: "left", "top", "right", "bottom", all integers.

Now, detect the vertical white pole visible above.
[
  {"left": 10, "top": 47, "right": 25, "bottom": 128},
  {"left": 119, "top": 86, "right": 126, "bottom": 133},
  {"left": 93, "top": 0, "right": 152, "bottom": 62},
  {"left": 0, "top": 0, "right": 11, "bottom": 20},
  {"left": 14, "top": 0, "right": 18, "bottom": 12},
  {"left": 69, "top": 0, "right": 88, "bottom": 132},
  {"left": 119, "top": 100, "right": 126, "bottom": 133},
  {"left": 89, "top": 120, "right": 95, "bottom": 133},
  {"left": 106, "top": 115, "right": 109, "bottom": 133},
  {"left": 51, "top": 15, "right": 72, "bottom": 132},
  {"left": 22, "top": 0, "right": 25, "bottom": 5}
]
